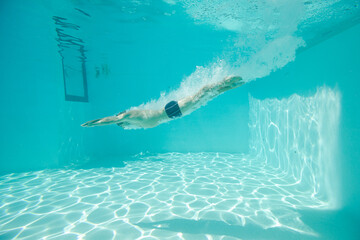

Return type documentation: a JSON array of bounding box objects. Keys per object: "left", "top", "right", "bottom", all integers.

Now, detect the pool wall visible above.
[
  {"left": 249, "top": 88, "right": 341, "bottom": 208},
  {"left": 248, "top": 24, "right": 360, "bottom": 217}
]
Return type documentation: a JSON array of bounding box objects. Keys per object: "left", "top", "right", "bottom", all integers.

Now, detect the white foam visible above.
[
  {"left": 232, "top": 35, "right": 305, "bottom": 81},
  {"left": 133, "top": 0, "right": 348, "bottom": 110},
  {"left": 136, "top": 0, "right": 309, "bottom": 110},
  {"left": 136, "top": 59, "right": 230, "bottom": 110}
]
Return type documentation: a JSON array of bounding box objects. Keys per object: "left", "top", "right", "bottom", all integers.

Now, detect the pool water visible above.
[{"left": 1, "top": 0, "right": 360, "bottom": 239}]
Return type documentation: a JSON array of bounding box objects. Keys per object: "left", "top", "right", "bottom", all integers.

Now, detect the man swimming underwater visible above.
[{"left": 82, "top": 76, "right": 244, "bottom": 129}]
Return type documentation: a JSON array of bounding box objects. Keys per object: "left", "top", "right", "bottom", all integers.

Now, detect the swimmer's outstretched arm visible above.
[
  {"left": 81, "top": 115, "right": 124, "bottom": 127},
  {"left": 81, "top": 108, "right": 166, "bottom": 128}
]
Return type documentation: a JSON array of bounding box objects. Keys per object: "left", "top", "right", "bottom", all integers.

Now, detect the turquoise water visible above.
[{"left": 1, "top": 0, "right": 360, "bottom": 239}]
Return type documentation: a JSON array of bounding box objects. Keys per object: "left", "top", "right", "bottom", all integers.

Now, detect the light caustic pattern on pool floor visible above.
[{"left": 0, "top": 152, "right": 327, "bottom": 240}]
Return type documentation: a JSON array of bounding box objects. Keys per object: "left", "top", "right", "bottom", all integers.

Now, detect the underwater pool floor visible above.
[{"left": 0, "top": 153, "right": 329, "bottom": 240}]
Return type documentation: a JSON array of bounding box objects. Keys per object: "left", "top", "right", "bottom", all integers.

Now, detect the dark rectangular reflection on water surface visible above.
[{"left": 54, "top": 16, "right": 88, "bottom": 102}]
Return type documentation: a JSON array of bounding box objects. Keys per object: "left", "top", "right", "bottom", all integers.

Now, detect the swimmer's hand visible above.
[{"left": 81, "top": 111, "right": 128, "bottom": 127}]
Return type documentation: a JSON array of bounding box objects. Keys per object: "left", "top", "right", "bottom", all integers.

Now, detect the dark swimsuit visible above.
[{"left": 165, "top": 101, "right": 182, "bottom": 119}]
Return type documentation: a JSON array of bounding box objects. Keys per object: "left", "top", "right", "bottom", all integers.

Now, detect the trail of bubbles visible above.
[
  {"left": 135, "top": 59, "right": 231, "bottom": 110},
  {"left": 232, "top": 35, "right": 306, "bottom": 81},
  {"left": 137, "top": 0, "right": 308, "bottom": 110}
]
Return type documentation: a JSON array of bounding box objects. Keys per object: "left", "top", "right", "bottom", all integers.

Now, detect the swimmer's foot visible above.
[
  {"left": 223, "top": 76, "right": 243, "bottom": 86},
  {"left": 216, "top": 76, "right": 244, "bottom": 93}
]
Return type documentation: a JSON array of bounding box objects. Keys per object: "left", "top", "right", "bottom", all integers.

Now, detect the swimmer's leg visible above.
[{"left": 117, "top": 111, "right": 126, "bottom": 116}]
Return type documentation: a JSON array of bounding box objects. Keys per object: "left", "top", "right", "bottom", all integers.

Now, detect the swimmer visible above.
[{"left": 81, "top": 76, "right": 244, "bottom": 129}]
